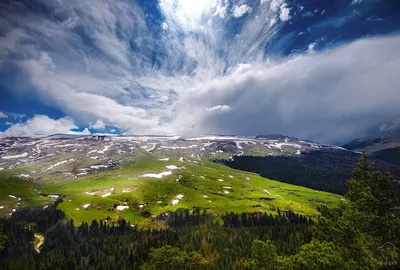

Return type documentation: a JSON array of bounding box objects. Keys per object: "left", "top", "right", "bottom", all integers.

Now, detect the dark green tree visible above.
[
  {"left": 0, "top": 225, "right": 7, "bottom": 252},
  {"left": 140, "top": 245, "right": 209, "bottom": 270},
  {"left": 311, "top": 152, "right": 400, "bottom": 269}
]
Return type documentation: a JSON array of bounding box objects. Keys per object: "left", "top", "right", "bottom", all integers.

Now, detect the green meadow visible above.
[{"left": 0, "top": 154, "right": 343, "bottom": 227}]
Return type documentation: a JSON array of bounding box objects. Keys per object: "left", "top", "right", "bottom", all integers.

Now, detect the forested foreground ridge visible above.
[{"left": 0, "top": 153, "right": 399, "bottom": 269}]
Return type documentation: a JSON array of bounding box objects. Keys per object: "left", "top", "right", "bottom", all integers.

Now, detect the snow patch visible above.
[
  {"left": 171, "top": 199, "right": 179, "bottom": 206},
  {"left": 45, "top": 159, "right": 75, "bottom": 171},
  {"left": 8, "top": 195, "right": 21, "bottom": 200},
  {"left": 187, "top": 145, "right": 198, "bottom": 148},
  {"left": 263, "top": 189, "right": 271, "bottom": 195},
  {"left": 97, "top": 145, "right": 111, "bottom": 154},
  {"left": 217, "top": 179, "right": 224, "bottom": 182},
  {"left": 48, "top": 195, "right": 59, "bottom": 199},
  {"left": 166, "top": 165, "right": 179, "bottom": 170},
  {"left": 2, "top": 152, "right": 28, "bottom": 160},
  {"left": 160, "top": 146, "right": 187, "bottom": 149},
  {"left": 143, "top": 171, "right": 172, "bottom": 178},
  {"left": 142, "top": 143, "right": 156, "bottom": 152},
  {"left": 159, "top": 158, "right": 169, "bottom": 161},
  {"left": 116, "top": 205, "right": 129, "bottom": 211},
  {"left": 235, "top": 141, "right": 243, "bottom": 149},
  {"left": 269, "top": 143, "right": 302, "bottom": 150},
  {"left": 19, "top": 174, "right": 30, "bottom": 178},
  {"left": 90, "top": 165, "right": 108, "bottom": 169},
  {"left": 171, "top": 194, "right": 184, "bottom": 205},
  {"left": 83, "top": 204, "right": 91, "bottom": 208}
]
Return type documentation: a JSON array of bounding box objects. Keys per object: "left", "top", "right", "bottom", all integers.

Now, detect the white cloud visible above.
[
  {"left": 0, "top": 112, "right": 7, "bottom": 118},
  {"left": 232, "top": 5, "right": 251, "bottom": 18},
  {"left": 89, "top": 120, "right": 106, "bottom": 129},
  {"left": 279, "top": 4, "right": 291, "bottom": 21},
  {"left": 213, "top": 4, "right": 227, "bottom": 19},
  {"left": 160, "top": 0, "right": 219, "bottom": 30},
  {"left": 270, "top": 0, "right": 284, "bottom": 13},
  {"left": 206, "top": 105, "right": 232, "bottom": 113},
  {"left": 19, "top": 52, "right": 157, "bottom": 133},
  {"left": 169, "top": 35, "right": 400, "bottom": 143},
  {"left": 162, "top": 22, "right": 169, "bottom": 30},
  {"left": 1, "top": 115, "right": 90, "bottom": 137}
]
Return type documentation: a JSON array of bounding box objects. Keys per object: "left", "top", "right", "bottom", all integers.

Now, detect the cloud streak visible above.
[{"left": 0, "top": 0, "right": 399, "bottom": 143}]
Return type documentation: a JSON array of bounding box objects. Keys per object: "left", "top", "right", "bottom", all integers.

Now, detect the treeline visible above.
[
  {"left": 0, "top": 210, "right": 312, "bottom": 269},
  {"left": 164, "top": 208, "right": 312, "bottom": 228},
  {"left": 217, "top": 150, "right": 400, "bottom": 195},
  {"left": 222, "top": 209, "right": 313, "bottom": 227}
]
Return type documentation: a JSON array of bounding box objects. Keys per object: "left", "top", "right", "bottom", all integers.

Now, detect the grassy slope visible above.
[
  {"left": 0, "top": 149, "right": 343, "bottom": 227},
  {"left": 31, "top": 156, "right": 342, "bottom": 226},
  {"left": 0, "top": 174, "right": 53, "bottom": 216}
]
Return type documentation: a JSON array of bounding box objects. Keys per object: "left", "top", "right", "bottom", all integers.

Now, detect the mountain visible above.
[
  {"left": 343, "top": 134, "right": 400, "bottom": 165},
  {"left": 0, "top": 134, "right": 346, "bottom": 226},
  {"left": 1, "top": 134, "right": 398, "bottom": 225}
]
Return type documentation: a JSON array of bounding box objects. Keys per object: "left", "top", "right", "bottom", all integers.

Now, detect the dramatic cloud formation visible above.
[
  {"left": 0, "top": 0, "right": 399, "bottom": 143},
  {"left": 170, "top": 36, "right": 400, "bottom": 142}
]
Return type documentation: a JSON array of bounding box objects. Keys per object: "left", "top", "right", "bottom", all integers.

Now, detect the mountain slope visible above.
[
  {"left": 0, "top": 135, "right": 344, "bottom": 226},
  {"left": 219, "top": 150, "right": 400, "bottom": 195},
  {"left": 343, "top": 134, "right": 400, "bottom": 165}
]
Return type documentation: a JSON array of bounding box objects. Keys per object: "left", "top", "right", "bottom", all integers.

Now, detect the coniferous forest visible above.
[{"left": 0, "top": 153, "right": 399, "bottom": 269}]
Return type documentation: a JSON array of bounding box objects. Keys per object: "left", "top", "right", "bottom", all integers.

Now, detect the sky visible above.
[{"left": 0, "top": 0, "right": 399, "bottom": 144}]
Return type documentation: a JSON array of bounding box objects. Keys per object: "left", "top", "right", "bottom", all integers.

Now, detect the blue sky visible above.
[{"left": 0, "top": 0, "right": 399, "bottom": 143}]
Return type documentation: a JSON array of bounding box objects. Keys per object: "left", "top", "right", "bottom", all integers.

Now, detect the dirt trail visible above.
[{"left": 34, "top": 234, "right": 44, "bottom": 253}]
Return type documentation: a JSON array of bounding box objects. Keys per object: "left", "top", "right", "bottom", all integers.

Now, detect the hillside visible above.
[
  {"left": 343, "top": 133, "right": 400, "bottom": 165},
  {"left": 0, "top": 135, "right": 343, "bottom": 226},
  {"left": 219, "top": 149, "right": 400, "bottom": 195}
]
